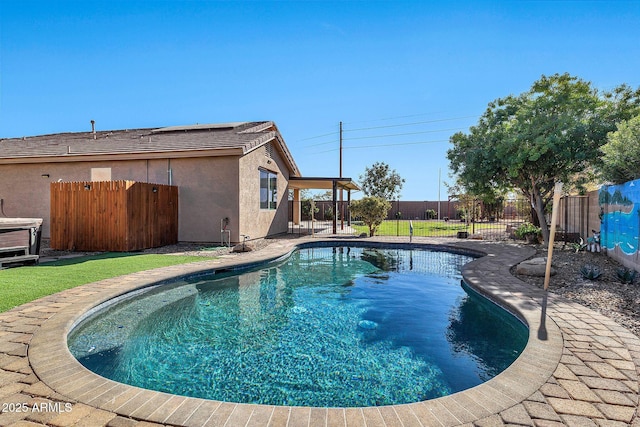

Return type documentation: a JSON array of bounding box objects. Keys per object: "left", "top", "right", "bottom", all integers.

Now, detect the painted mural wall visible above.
[{"left": 600, "top": 178, "right": 640, "bottom": 270}]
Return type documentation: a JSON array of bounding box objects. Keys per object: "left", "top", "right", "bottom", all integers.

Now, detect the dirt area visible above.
[{"left": 513, "top": 243, "right": 640, "bottom": 337}]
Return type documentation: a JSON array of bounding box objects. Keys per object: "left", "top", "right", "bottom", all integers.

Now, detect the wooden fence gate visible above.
[{"left": 50, "top": 180, "right": 178, "bottom": 251}]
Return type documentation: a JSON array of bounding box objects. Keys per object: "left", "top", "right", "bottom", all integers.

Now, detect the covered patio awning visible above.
[
  {"left": 288, "top": 177, "right": 360, "bottom": 234},
  {"left": 288, "top": 177, "right": 360, "bottom": 191}
]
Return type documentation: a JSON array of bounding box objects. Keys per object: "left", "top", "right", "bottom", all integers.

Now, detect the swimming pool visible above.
[{"left": 68, "top": 245, "right": 527, "bottom": 407}]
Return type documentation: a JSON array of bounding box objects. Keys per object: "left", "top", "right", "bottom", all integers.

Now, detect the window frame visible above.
[{"left": 259, "top": 169, "right": 278, "bottom": 210}]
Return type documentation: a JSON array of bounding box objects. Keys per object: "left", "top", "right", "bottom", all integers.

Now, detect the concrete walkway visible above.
[{"left": 0, "top": 237, "right": 638, "bottom": 426}]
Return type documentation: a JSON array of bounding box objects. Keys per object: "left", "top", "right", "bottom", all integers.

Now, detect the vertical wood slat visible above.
[{"left": 50, "top": 180, "right": 178, "bottom": 251}]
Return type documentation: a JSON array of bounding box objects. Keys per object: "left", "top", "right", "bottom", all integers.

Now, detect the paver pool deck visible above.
[{"left": 0, "top": 236, "right": 638, "bottom": 427}]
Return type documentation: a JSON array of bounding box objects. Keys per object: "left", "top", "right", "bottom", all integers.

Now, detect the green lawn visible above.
[
  {"left": 352, "top": 220, "right": 496, "bottom": 237},
  {"left": 0, "top": 252, "right": 205, "bottom": 313}
]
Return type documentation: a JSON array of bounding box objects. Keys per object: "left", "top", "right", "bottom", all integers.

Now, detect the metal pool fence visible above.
[
  {"left": 288, "top": 195, "right": 594, "bottom": 243},
  {"left": 288, "top": 199, "right": 525, "bottom": 240}
]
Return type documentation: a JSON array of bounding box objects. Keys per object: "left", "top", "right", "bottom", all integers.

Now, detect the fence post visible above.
[
  {"left": 563, "top": 196, "right": 568, "bottom": 247},
  {"left": 396, "top": 199, "right": 400, "bottom": 237}
]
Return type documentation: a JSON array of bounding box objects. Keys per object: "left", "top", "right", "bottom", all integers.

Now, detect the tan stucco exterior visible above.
[
  {"left": 238, "top": 144, "right": 291, "bottom": 241},
  {"left": 0, "top": 144, "right": 292, "bottom": 244}
]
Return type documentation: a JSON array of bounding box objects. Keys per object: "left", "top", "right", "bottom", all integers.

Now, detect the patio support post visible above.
[
  {"left": 292, "top": 188, "right": 301, "bottom": 225},
  {"left": 347, "top": 190, "right": 351, "bottom": 226},
  {"left": 332, "top": 180, "right": 337, "bottom": 234}
]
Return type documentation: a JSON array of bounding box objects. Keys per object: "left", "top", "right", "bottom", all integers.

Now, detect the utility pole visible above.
[
  {"left": 339, "top": 121, "right": 343, "bottom": 178},
  {"left": 438, "top": 168, "right": 441, "bottom": 221},
  {"left": 339, "top": 121, "right": 344, "bottom": 231}
]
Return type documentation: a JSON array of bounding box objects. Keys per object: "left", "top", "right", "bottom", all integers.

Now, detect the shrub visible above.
[
  {"left": 350, "top": 196, "right": 392, "bottom": 237},
  {"left": 514, "top": 222, "right": 541, "bottom": 240},
  {"left": 301, "top": 200, "right": 319, "bottom": 220},
  {"left": 324, "top": 206, "right": 334, "bottom": 220}
]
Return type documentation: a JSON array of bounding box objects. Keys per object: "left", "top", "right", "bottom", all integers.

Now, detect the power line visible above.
[
  {"left": 343, "top": 127, "right": 467, "bottom": 141},
  {"left": 342, "top": 111, "right": 446, "bottom": 125},
  {"left": 306, "top": 138, "right": 341, "bottom": 148},
  {"left": 296, "top": 130, "right": 339, "bottom": 142},
  {"left": 306, "top": 126, "right": 467, "bottom": 146},
  {"left": 343, "top": 115, "right": 478, "bottom": 133},
  {"left": 312, "top": 138, "right": 450, "bottom": 154},
  {"left": 345, "top": 139, "right": 450, "bottom": 149},
  {"left": 293, "top": 114, "right": 478, "bottom": 150}
]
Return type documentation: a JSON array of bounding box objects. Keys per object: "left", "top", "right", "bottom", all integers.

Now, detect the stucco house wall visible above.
[
  {"left": 0, "top": 121, "right": 301, "bottom": 245},
  {"left": 238, "top": 143, "right": 291, "bottom": 240},
  {"left": 0, "top": 157, "right": 244, "bottom": 242},
  {"left": 0, "top": 161, "right": 141, "bottom": 238},
  {"left": 169, "top": 156, "right": 241, "bottom": 243}
]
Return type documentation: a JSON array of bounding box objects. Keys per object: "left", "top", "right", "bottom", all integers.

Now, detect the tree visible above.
[
  {"left": 600, "top": 115, "right": 640, "bottom": 184},
  {"left": 350, "top": 197, "right": 391, "bottom": 237},
  {"left": 315, "top": 190, "right": 334, "bottom": 201},
  {"left": 301, "top": 200, "right": 319, "bottom": 220},
  {"left": 447, "top": 73, "right": 640, "bottom": 244},
  {"left": 296, "top": 190, "right": 319, "bottom": 220},
  {"left": 359, "top": 162, "right": 405, "bottom": 200}
]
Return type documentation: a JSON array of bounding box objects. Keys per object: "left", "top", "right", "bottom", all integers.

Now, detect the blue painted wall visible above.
[{"left": 600, "top": 179, "right": 640, "bottom": 269}]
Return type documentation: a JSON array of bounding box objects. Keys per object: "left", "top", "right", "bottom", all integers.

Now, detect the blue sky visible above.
[{"left": 1, "top": 1, "right": 639, "bottom": 200}]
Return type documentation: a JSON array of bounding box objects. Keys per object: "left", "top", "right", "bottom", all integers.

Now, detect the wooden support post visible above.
[
  {"left": 332, "top": 180, "right": 337, "bottom": 234},
  {"left": 544, "top": 182, "right": 563, "bottom": 291}
]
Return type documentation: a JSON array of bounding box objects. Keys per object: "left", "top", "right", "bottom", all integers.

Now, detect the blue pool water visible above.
[{"left": 68, "top": 246, "right": 528, "bottom": 407}]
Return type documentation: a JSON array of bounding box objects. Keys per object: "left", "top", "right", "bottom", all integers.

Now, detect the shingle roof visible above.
[{"left": 0, "top": 121, "right": 300, "bottom": 176}]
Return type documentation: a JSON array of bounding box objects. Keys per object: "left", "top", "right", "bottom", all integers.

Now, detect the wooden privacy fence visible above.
[{"left": 50, "top": 181, "right": 178, "bottom": 252}]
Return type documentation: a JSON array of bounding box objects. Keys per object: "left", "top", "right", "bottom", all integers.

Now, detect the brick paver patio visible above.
[{"left": 0, "top": 237, "right": 638, "bottom": 426}]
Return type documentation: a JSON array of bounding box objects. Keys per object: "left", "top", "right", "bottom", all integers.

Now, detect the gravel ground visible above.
[{"left": 513, "top": 243, "right": 640, "bottom": 338}]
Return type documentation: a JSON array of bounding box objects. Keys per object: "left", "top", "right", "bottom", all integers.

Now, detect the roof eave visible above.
[
  {"left": 0, "top": 147, "right": 245, "bottom": 164},
  {"left": 241, "top": 125, "right": 300, "bottom": 177}
]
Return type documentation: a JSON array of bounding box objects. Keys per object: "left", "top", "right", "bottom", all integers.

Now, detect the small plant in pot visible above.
[{"left": 514, "top": 222, "right": 541, "bottom": 244}]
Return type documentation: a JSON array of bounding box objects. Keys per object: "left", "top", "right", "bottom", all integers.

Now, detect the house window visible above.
[{"left": 260, "top": 169, "right": 277, "bottom": 210}]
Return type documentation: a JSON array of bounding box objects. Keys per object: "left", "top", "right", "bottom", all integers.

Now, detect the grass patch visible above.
[
  {"left": 352, "top": 220, "right": 496, "bottom": 237},
  {"left": 0, "top": 252, "right": 205, "bottom": 313}
]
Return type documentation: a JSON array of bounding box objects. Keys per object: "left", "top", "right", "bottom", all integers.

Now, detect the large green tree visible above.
[
  {"left": 447, "top": 73, "right": 640, "bottom": 244},
  {"left": 359, "top": 162, "right": 405, "bottom": 200},
  {"left": 600, "top": 115, "right": 640, "bottom": 184}
]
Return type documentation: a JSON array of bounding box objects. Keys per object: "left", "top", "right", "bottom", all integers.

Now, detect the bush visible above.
[
  {"left": 425, "top": 209, "right": 437, "bottom": 219},
  {"left": 514, "top": 222, "right": 541, "bottom": 240},
  {"left": 324, "top": 206, "right": 334, "bottom": 220},
  {"left": 301, "top": 200, "right": 319, "bottom": 220},
  {"left": 350, "top": 197, "right": 392, "bottom": 237}
]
